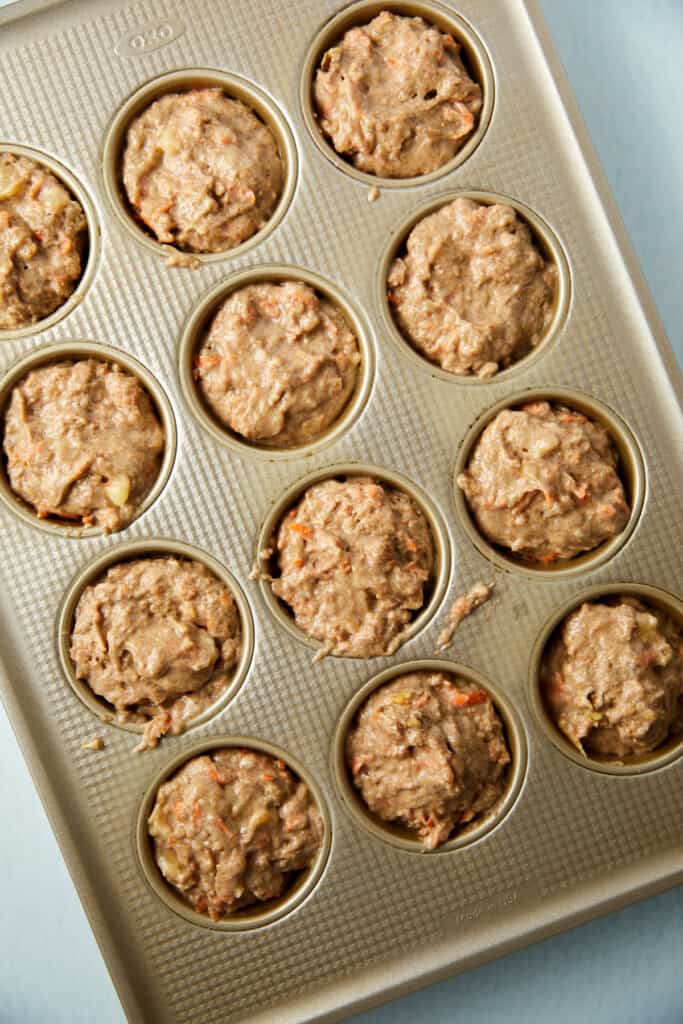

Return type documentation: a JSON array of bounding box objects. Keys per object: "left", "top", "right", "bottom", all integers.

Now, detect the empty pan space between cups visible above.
[
  {"left": 56, "top": 538, "right": 254, "bottom": 735},
  {"left": 0, "top": 339, "right": 176, "bottom": 538},
  {"left": 178, "top": 263, "right": 376, "bottom": 459},
  {"left": 453, "top": 386, "right": 646, "bottom": 579},
  {"left": 101, "top": 67, "right": 297, "bottom": 264}
]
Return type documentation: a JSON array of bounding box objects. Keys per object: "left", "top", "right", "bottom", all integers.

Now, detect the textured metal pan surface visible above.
[{"left": 0, "top": 1, "right": 681, "bottom": 1023}]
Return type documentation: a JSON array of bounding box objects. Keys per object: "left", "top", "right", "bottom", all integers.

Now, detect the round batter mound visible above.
[
  {"left": 457, "top": 401, "right": 630, "bottom": 564},
  {"left": 122, "top": 87, "right": 283, "bottom": 254},
  {"left": 195, "top": 280, "right": 360, "bottom": 447},
  {"left": 271, "top": 476, "right": 434, "bottom": 658},
  {"left": 541, "top": 598, "right": 683, "bottom": 759},
  {"left": 70, "top": 557, "right": 242, "bottom": 750},
  {"left": 0, "top": 152, "right": 87, "bottom": 330},
  {"left": 3, "top": 358, "right": 165, "bottom": 532},
  {"left": 148, "top": 748, "right": 323, "bottom": 919},
  {"left": 346, "top": 671, "right": 511, "bottom": 848},
  {"left": 313, "top": 11, "right": 482, "bottom": 178},
  {"left": 388, "top": 198, "right": 557, "bottom": 377}
]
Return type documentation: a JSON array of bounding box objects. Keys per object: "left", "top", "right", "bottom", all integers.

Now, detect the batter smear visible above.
[{"left": 437, "top": 581, "right": 495, "bottom": 652}]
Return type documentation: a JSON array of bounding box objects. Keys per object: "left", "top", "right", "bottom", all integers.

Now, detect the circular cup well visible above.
[
  {"left": 529, "top": 583, "right": 683, "bottom": 775},
  {"left": 378, "top": 190, "right": 570, "bottom": 384},
  {"left": 0, "top": 143, "right": 100, "bottom": 340},
  {"left": 0, "top": 340, "right": 176, "bottom": 538},
  {"left": 333, "top": 658, "right": 527, "bottom": 852},
  {"left": 136, "top": 735, "right": 332, "bottom": 930},
  {"left": 453, "top": 387, "right": 645, "bottom": 579},
  {"left": 178, "top": 264, "right": 375, "bottom": 459},
  {"left": 301, "top": 0, "right": 494, "bottom": 188},
  {"left": 57, "top": 538, "right": 254, "bottom": 734},
  {"left": 256, "top": 463, "right": 451, "bottom": 656},
  {"left": 101, "top": 68, "right": 297, "bottom": 263}
]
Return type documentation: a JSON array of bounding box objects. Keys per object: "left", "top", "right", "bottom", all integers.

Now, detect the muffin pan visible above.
[{"left": 0, "top": 1, "right": 681, "bottom": 1023}]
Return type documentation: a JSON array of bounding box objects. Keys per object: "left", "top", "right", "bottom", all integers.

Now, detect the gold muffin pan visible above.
[{"left": 0, "top": 0, "right": 681, "bottom": 1021}]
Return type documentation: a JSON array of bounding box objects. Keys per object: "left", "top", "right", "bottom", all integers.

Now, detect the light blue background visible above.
[{"left": 1, "top": 1, "right": 681, "bottom": 1022}]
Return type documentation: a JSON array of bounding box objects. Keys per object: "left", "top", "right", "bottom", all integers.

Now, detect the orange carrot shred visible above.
[
  {"left": 453, "top": 690, "right": 488, "bottom": 707},
  {"left": 289, "top": 522, "right": 313, "bottom": 539}
]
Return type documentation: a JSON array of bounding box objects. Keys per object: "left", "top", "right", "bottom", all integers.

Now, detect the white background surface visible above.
[{"left": 1, "top": 1, "right": 682, "bottom": 1022}]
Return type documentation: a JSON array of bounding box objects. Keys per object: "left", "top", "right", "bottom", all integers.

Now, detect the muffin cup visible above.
[
  {"left": 256, "top": 463, "right": 451, "bottom": 657},
  {"left": 333, "top": 658, "right": 527, "bottom": 853},
  {"left": 0, "top": 143, "right": 100, "bottom": 340},
  {"left": 56, "top": 538, "right": 254, "bottom": 735},
  {"left": 0, "top": 339, "right": 176, "bottom": 537},
  {"left": 453, "top": 387, "right": 646, "bottom": 578},
  {"left": 528, "top": 583, "right": 683, "bottom": 775},
  {"left": 136, "top": 735, "right": 332, "bottom": 931},
  {"left": 378, "top": 189, "right": 571, "bottom": 384},
  {"left": 101, "top": 68, "right": 297, "bottom": 263},
  {"left": 178, "top": 264, "right": 375, "bottom": 459},
  {"left": 301, "top": 0, "right": 494, "bottom": 187}
]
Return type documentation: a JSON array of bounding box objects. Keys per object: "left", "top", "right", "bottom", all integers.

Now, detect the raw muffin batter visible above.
[
  {"left": 437, "top": 581, "right": 494, "bottom": 652},
  {"left": 3, "top": 358, "right": 165, "bottom": 532},
  {"left": 313, "top": 11, "right": 482, "bottom": 178},
  {"left": 271, "top": 476, "right": 434, "bottom": 658},
  {"left": 0, "top": 152, "right": 87, "bottom": 329},
  {"left": 122, "top": 87, "right": 283, "bottom": 254},
  {"left": 70, "top": 556, "right": 242, "bottom": 750},
  {"left": 457, "top": 401, "right": 630, "bottom": 564},
  {"left": 148, "top": 747, "right": 323, "bottom": 918},
  {"left": 195, "top": 280, "right": 360, "bottom": 447},
  {"left": 347, "top": 671, "right": 510, "bottom": 848},
  {"left": 388, "top": 198, "right": 557, "bottom": 377},
  {"left": 541, "top": 598, "right": 683, "bottom": 759}
]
